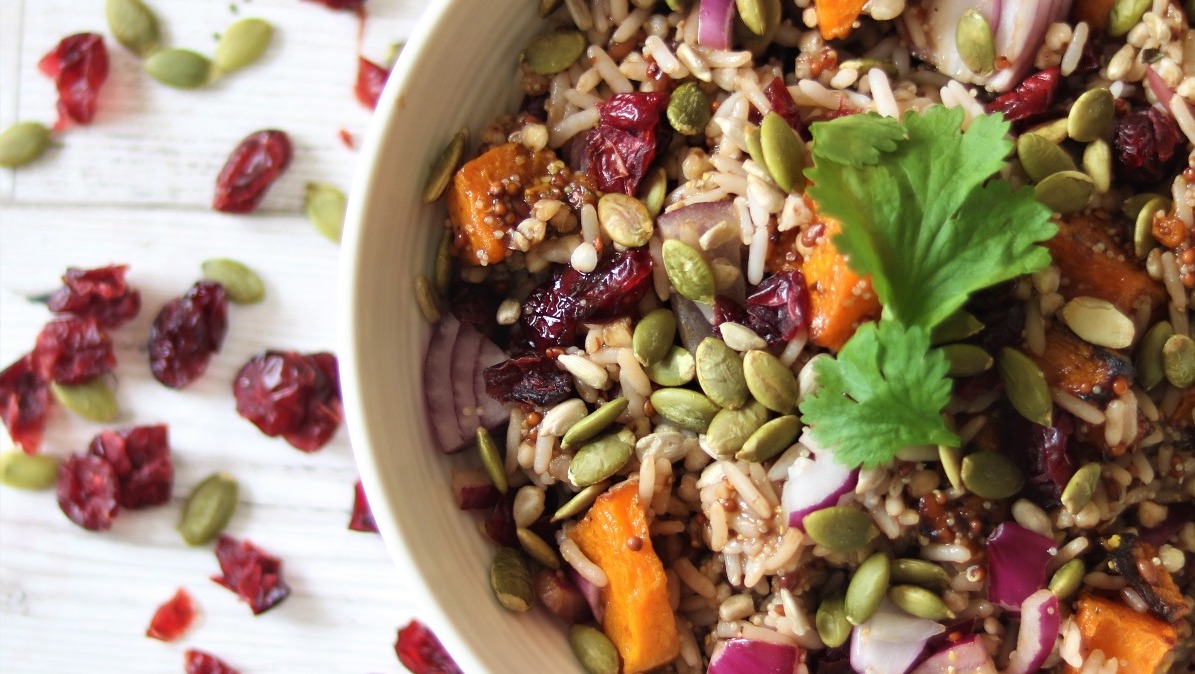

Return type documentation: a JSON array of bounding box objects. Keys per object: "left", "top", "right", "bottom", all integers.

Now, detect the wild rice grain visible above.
[
  {"left": 722, "top": 462, "right": 772, "bottom": 518},
  {"left": 560, "top": 537, "right": 609, "bottom": 587},
  {"left": 676, "top": 557, "right": 718, "bottom": 598},
  {"left": 550, "top": 107, "right": 601, "bottom": 147},
  {"left": 1052, "top": 389, "right": 1107, "bottom": 425}
]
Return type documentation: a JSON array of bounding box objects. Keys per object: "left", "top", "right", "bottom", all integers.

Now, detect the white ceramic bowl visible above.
[{"left": 339, "top": 1, "right": 576, "bottom": 672}]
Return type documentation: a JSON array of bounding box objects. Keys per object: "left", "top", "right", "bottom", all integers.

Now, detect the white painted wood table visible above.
[{"left": 0, "top": 1, "right": 430, "bottom": 671}]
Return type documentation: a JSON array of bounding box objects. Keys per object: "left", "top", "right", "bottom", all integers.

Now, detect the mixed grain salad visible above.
[{"left": 417, "top": 0, "right": 1195, "bottom": 672}]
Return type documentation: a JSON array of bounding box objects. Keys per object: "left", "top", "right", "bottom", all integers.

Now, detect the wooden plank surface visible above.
[{"left": 0, "top": 2, "right": 429, "bottom": 671}]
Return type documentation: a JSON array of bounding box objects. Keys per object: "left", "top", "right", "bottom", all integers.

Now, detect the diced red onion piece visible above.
[
  {"left": 450, "top": 467, "right": 501, "bottom": 510},
  {"left": 909, "top": 636, "right": 997, "bottom": 674},
  {"left": 1140, "top": 502, "right": 1194, "bottom": 547},
  {"left": 698, "top": 0, "right": 736, "bottom": 50},
  {"left": 986, "top": 522, "right": 1056, "bottom": 610},
  {"left": 1004, "top": 589, "right": 1061, "bottom": 674},
  {"left": 1146, "top": 66, "right": 1181, "bottom": 114},
  {"left": 850, "top": 600, "right": 944, "bottom": 674},
  {"left": 708, "top": 638, "right": 801, "bottom": 674},
  {"left": 451, "top": 324, "right": 484, "bottom": 439},
  {"left": 424, "top": 315, "right": 468, "bottom": 453},
  {"left": 987, "top": 0, "right": 1072, "bottom": 91},
  {"left": 566, "top": 567, "right": 604, "bottom": 624},
  {"left": 782, "top": 431, "right": 858, "bottom": 530},
  {"left": 673, "top": 295, "right": 715, "bottom": 352}
]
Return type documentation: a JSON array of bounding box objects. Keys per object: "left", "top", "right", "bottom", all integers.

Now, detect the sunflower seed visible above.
[
  {"left": 662, "top": 240, "right": 716, "bottom": 304},
  {"left": 667, "top": 82, "right": 712, "bottom": 136},
  {"left": 516, "top": 527, "right": 561, "bottom": 570},
  {"left": 956, "top": 10, "right": 995, "bottom": 75},
  {"left": 477, "top": 427, "right": 508, "bottom": 493},
  {"left": 304, "top": 182, "right": 347, "bottom": 242},
  {"left": 551, "top": 482, "right": 608, "bottom": 522},
  {"left": 145, "top": 49, "right": 213, "bottom": 89},
  {"left": 743, "top": 349, "right": 798, "bottom": 414},
  {"left": 805, "top": 507, "right": 877, "bottom": 555},
  {"left": 961, "top": 450, "right": 1025, "bottom": 499},
  {"left": 1034, "top": 170, "right": 1094, "bottom": 214},
  {"left": 633, "top": 309, "right": 677, "bottom": 367},
  {"left": 491, "top": 547, "right": 534, "bottom": 611},
  {"left": 845, "top": 552, "right": 890, "bottom": 625},
  {"left": 569, "top": 624, "right": 620, "bottom": 674},
  {"left": 891, "top": 558, "right": 951, "bottom": 591},
  {"left": 650, "top": 388, "right": 720, "bottom": 433},
  {"left": 815, "top": 594, "right": 851, "bottom": 648},
  {"left": 0, "top": 122, "right": 52, "bottom": 168},
  {"left": 1082, "top": 139, "right": 1112, "bottom": 194},
  {"left": 1134, "top": 196, "right": 1170, "bottom": 258},
  {"left": 1067, "top": 89, "right": 1115, "bottom": 143},
  {"left": 201, "top": 258, "right": 265, "bottom": 304},
  {"left": 0, "top": 451, "right": 59, "bottom": 491},
  {"left": 646, "top": 345, "right": 696, "bottom": 386},
  {"left": 696, "top": 337, "right": 749, "bottom": 408},
  {"left": 1016, "top": 133, "right": 1076, "bottom": 183},
  {"left": 522, "top": 31, "right": 586, "bottom": 75},
  {"left": 177, "top": 472, "right": 239, "bottom": 545},
  {"left": 598, "top": 193, "right": 654, "bottom": 248},
  {"left": 888, "top": 585, "right": 955, "bottom": 620},
  {"left": 105, "top": 0, "right": 160, "bottom": 57},
  {"left": 1107, "top": 0, "right": 1151, "bottom": 36},
  {"left": 562, "top": 398, "right": 628, "bottom": 449},
  {"left": 737, "top": 415, "right": 800, "bottom": 463},
  {"left": 423, "top": 129, "right": 468, "bottom": 203},
  {"left": 568, "top": 431, "right": 634, "bottom": 487},
  {"left": 1162, "top": 334, "right": 1195, "bottom": 388},
  {"left": 997, "top": 347, "right": 1052, "bottom": 426},
  {"left": 1061, "top": 463, "right": 1100, "bottom": 515},
  {"left": 214, "top": 18, "right": 273, "bottom": 73},
  {"left": 51, "top": 379, "right": 119, "bottom": 422},
  {"left": 759, "top": 112, "right": 806, "bottom": 193},
  {"left": 1061, "top": 296, "right": 1135, "bottom": 349},
  {"left": 1137, "top": 321, "right": 1175, "bottom": 389},
  {"left": 705, "top": 402, "right": 769, "bottom": 456},
  {"left": 1048, "top": 559, "right": 1085, "bottom": 600},
  {"left": 941, "top": 344, "right": 993, "bottom": 377}
]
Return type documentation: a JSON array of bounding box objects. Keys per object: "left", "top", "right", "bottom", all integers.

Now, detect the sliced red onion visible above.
[
  {"left": 909, "top": 636, "right": 997, "bottom": 674},
  {"left": 1146, "top": 66, "right": 1179, "bottom": 113},
  {"left": 450, "top": 467, "right": 501, "bottom": 510},
  {"left": 850, "top": 600, "right": 945, "bottom": 674},
  {"left": 566, "top": 567, "right": 604, "bottom": 624},
  {"left": 708, "top": 638, "right": 801, "bottom": 674},
  {"left": 987, "top": 0, "right": 1073, "bottom": 91},
  {"left": 698, "top": 0, "right": 736, "bottom": 50},
  {"left": 782, "top": 431, "right": 858, "bottom": 530},
  {"left": 424, "top": 315, "right": 468, "bottom": 453},
  {"left": 474, "top": 336, "right": 509, "bottom": 429},
  {"left": 1004, "top": 589, "right": 1061, "bottom": 674},
  {"left": 450, "top": 324, "right": 484, "bottom": 439},
  {"left": 987, "top": 522, "right": 1057, "bottom": 610}
]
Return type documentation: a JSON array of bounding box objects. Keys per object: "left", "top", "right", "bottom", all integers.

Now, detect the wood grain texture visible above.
[{"left": 0, "top": 1, "right": 428, "bottom": 672}]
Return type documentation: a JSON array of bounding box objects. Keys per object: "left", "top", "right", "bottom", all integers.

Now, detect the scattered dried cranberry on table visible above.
[
  {"left": 0, "top": 354, "right": 52, "bottom": 453},
  {"left": 233, "top": 350, "right": 343, "bottom": 452},
  {"left": 32, "top": 316, "right": 116, "bottom": 384},
  {"left": 38, "top": 33, "right": 109, "bottom": 128},
  {"left": 211, "top": 534, "right": 291, "bottom": 615},
  {"left": 149, "top": 281, "right": 229, "bottom": 389},
  {"left": 354, "top": 56, "right": 389, "bottom": 109},
  {"left": 348, "top": 479, "right": 379, "bottom": 532},
  {"left": 89, "top": 424, "right": 173, "bottom": 509},
  {"left": 395, "top": 620, "right": 463, "bottom": 674},
  {"left": 46, "top": 265, "right": 141, "bottom": 328},
  {"left": 211, "top": 130, "right": 293, "bottom": 214},
  {"left": 57, "top": 454, "right": 121, "bottom": 531},
  {"left": 184, "top": 649, "right": 242, "bottom": 674},
  {"left": 146, "top": 588, "right": 198, "bottom": 642}
]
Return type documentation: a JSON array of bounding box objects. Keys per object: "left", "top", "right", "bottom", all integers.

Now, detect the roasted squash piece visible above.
[
  {"left": 1066, "top": 593, "right": 1178, "bottom": 674},
  {"left": 802, "top": 219, "right": 881, "bottom": 352},
  {"left": 1046, "top": 215, "right": 1167, "bottom": 321},
  {"left": 569, "top": 481, "right": 680, "bottom": 673},
  {"left": 815, "top": 0, "right": 868, "bottom": 39},
  {"left": 1029, "top": 328, "right": 1133, "bottom": 404}
]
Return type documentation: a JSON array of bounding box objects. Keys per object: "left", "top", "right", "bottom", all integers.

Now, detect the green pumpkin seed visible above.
[
  {"left": 662, "top": 240, "right": 715, "bottom": 304},
  {"left": 1026, "top": 118, "right": 1071, "bottom": 144},
  {"left": 891, "top": 558, "right": 951, "bottom": 591},
  {"left": 568, "top": 432, "right": 634, "bottom": 486},
  {"left": 743, "top": 350, "right": 798, "bottom": 414},
  {"left": 1061, "top": 463, "right": 1100, "bottom": 515},
  {"left": 1082, "top": 139, "right": 1112, "bottom": 194},
  {"left": 1034, "top": 170, "right": 1094, "bottom": 214},
  {"left": 956, "top": 10, "right": 995, "bottom": 75},
  {"left": 997, "top": 347, "right": 1053, "bottom": 427},
  {"left": 214, "top": 18, "right": 273, "bottom": 73},
  {"left": 1137, "top": 321, "right": 1175, "bottom": 389},
  {"left": 423, "top": 129, "right": 467, "bottom": 203},
  {"left": 744, "top": 124, "right": 766, "bottom": 169},
  {"left": 106, "top": 0, "right": 160, "bottom": 57},
  {"left": 888, "top": 585, "right": 955, "bottom": 621},
  {"left": 476, "top": 426, "right": 508, "bottom": 493},
  {"left": 540, "top": 0, "right": 563, "bottom": 16},
  {"left": 569, "top": 624, "right": 620, "bottom": 674},
  {"left": 815, "top": 594, "right": 851, "bottom": 648},
  {"left": 490, "top": 547, "right": 534, "bottom": 611},
  {"left": 145, "top": 49, "right": 213, "bottom": 89},
  {"left": 1124, "top": 192, "right": 1163, "bottom": 222},
  {"left": 1107, "top": 0, "right": 1151, "bottom": 36},
  {"left": 304, "top": 182, "right": 347, "bottom": 242},
  {"left": 667, "top": 82, "right": 712, "bottom": 136},
  {"left": 414, "top": 274, "right": 441, "bottom": 323},
  {"left": 1061, "top": 296, "right": 1135, "bottom": 349},
  {"left": 598, "top": 193, "right": 654, "bottom": 248},
  {"left": 516, "top": 527, "right": 561, "bottom": 570},
  {"left": 0, "top": 122, "right": 52, "bottom": 168},
  {"left": 634, "top": 309, "right": 677, "bottom": 367},
  {"left": 930, "top": 309, "right": 983, "bottom": 345},
  {"left": 1016, "top": 133, "right": 1077, "bottom": 183},
  {"left": 1068, "top": 88, "right": 1115, "bottom": 143},
  {"left": 201, "top": 258, "right": 265, "bottom": 304},
  {"left": 1134, "top": 196, "right": 1170, "bottom": 258},
  {"left": 845, "top": 552, "right": 890, "bottom": 625},
  {"left": 434, "top": 229, "right": 453, "bottom": 295},
  {"left": 960, "top": 451, "right": 1025, "bottom": 499},
  {"left": 941, "top": 344, "right": 993, "bottom": 377},
  {"left": 805, "top": 507, "right": 877, "bottom": 555},
  {"left": 562, "top": 398, "right": 629, "bottom": 449},
  {"left": 0, "top": 451, "right": 59, "bottom": 491},
  {"left": 939, "top": 444, "right": 964, "bottom": 490},
  {"left": 51, "top": 379, "right": 118, "bottom": 422},
  {"left": 665, "top": 0, "right": 689, "bottom": 10},
  {"left": 737, "top": 415, "right": 801, "bottom": 463},
  {"left": 177, "top": 472, "right": 239, "bottom": 545},
  {"left": 551, "top": 482, "right": 608, "bottom": 521},
  {"left": 734, "top": 0, "right": 781, "bottom": 54},
  {"left": 1048, "top": 559, "right": 1085, "bottom": 600},
  {"left": 696, "top": 337, "right": 749, "bottom": 409},
  {"left": 650, "top": 388, "right": 720, "bottom": 433},
  {"left": 759, "top": 112, "right": 806, "bottom": 193},
  {"left": 639, "top": 167, "right": 668, "bottom": 218},
  {"left": 522, "top": 31, "right": 586, "bottom": 75},
  {"left": 705, "top": 402, "right": 769, "bottom": 456},
  {"left": 1162, "top": 334, "right": 1195, "bottom": 388},
  {"left": 647, "top": 345, "right": 696, "bottom": 386},
  {"left": 736, "top": 0, "right": 768, "bottom": 35}
]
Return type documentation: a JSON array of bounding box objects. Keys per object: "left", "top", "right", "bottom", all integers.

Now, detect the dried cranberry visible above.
[
  {"left": 584, "top": 92, "right": 670, "bottom": 195},
  {"left": 395, "top": 621, "right": 464, "bottom": 674},
  {"left": 484, "top": 489, "right": 519, "bottom": 547},
  {"left": 985, "top": 68, "right": 1060, "bottom": 124},
  {"left": 355, "top": 56, "right": 389, "bottom": 109},
  {"left": 146, "top": 588, "right": 197, "bottom": 642},
  {"left": 305, "top": 0, "right": 366, "bottom": 9},
  {"left": 745, "top": 270, "right": 811, "bottom": 346},
  {"left": 483, "top": 356, "right": 573, "bottom": 406},
  {"left": 184, "top": 650, "right": 242, "bottom": 674},
  {"left": 348, "top": 480, "right": 379, "bottom": 532},
  {"left": 149, "top": 281, "right": 229, "bottom": 389},
  {"left": 233, "top": 351, "right": 343, "bottom": 452},
  {"left": 32, "top": 316, "right": 115, "bottom": 384},
  {"left": 712, "top": 295, "right": 751, "bottom": 338},
  {"left": 212, "top": 130, "right": 293, "bottom": 213},
  {"left": 1113, "top": 106, "right": 1184, "bottom": 186},
  {"left": 764, "top": 77, "right": 807, "bottom": 137},
  {"left": 212, "top": 535, "right": 291, "bottom": 615},
  {"left": 0, "top": 354, "right": 52, "bottom": 453},
  {"left": 47, "top": 265, "right": 141, "bottom": 328},
  {"left": 520, "top": 249, "right": 654, "bottom": 349},
  {"left": 88, "top": 425, "right": 173, "bottom": 509},
  {"left": 57, "top": 454, "right": 120, "bottom": 531},
  {"left": 1007, "top": 411, "right": 1075, "bottom": 502},
  {"left": 38, "top": 33, "right": 109, "bottom": 127},
  {"left": 449, "top": 282, "right": 502, "bottom": 332}
]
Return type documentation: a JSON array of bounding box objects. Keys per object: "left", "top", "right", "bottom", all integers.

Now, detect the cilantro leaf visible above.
[
  {"left": 806, "top": 106, "right": 1057, "bottom": 330},
  {"left": 800, "top": 320, "right": 958, "bottom": 468},
  {"left": 808, "top": 113, "right": 905, "bottom": 167}
]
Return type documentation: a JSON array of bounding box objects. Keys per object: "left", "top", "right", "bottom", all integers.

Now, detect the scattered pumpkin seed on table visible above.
[
  {"left": 304, "top": 183, "right": 347, "bottom": 242},
  {"left": 0, "top": 451, "right": 60, "bottom": 491},
  {"left": 423, "top": 129, "right": 467, "bottom": 203},
  {"left": 0, "top": 122, "right": 52, "bottom": 168},
  {"left": 522, "top": 31, "right": 586, "bottom": 75},
  {"left": 201, "top": 258, "right": 265, "bottom": 304},
  {"left": 105, "top": 0, "right": 161, "bottom": 57},
  {"left": 177, "top": 472, "right": 239, "bottom": 545},
  {"left": 51, "top": 378, "right": 119, "bottom": 423},
  {"left": 214, "top": 18, "right": 274, "bottom": 73},
  {"left": 145, "top": 48, "right": 213, "bottom": 89}
]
